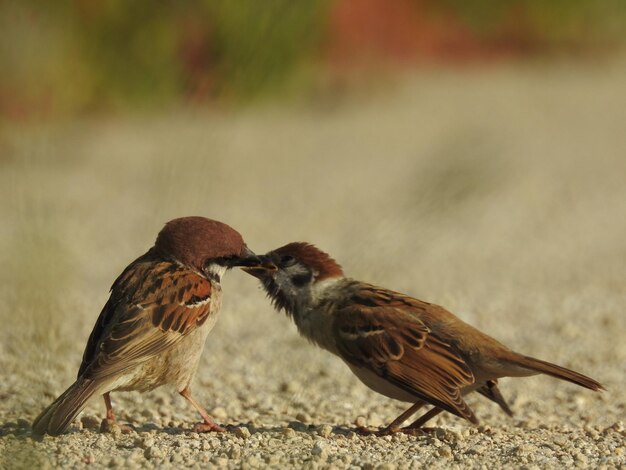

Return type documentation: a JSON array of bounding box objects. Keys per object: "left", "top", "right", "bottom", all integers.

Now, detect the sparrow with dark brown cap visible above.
[
  {"left": 243, "top": 243, "right": 604, "bottom": 435},
  {"left": 33, "top": 216, "right": 259, "bottom": 436}
]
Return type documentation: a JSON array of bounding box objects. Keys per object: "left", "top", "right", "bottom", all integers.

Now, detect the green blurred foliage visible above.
[
  {"left": 0, "top": 0, "right": 328, "bottom": 116},
  {"left": 439, "top": 0, "right": 626, "bottom": 47},
  {"left": 71, "top": 0, "right": 182, "bottom": 109},
  {"left": 68, "top": 0, "right": 327, "bottom": 107},
  {"left": 1, "top": 0, "right": 625, "bottom": 118},
  {"left": 205, "top": 1, "right": 327, "bottom": 99}
]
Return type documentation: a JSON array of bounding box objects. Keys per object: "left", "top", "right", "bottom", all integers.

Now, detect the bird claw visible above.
[{"left": 193, "top": 421, "right": 226, "bottom": 433}]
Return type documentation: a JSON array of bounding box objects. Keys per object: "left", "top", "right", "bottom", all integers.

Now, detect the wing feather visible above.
[
  {"left": 79, "top": 257, "right": 214, "bottom": 381},
  {"left": 334, "top": 284, "right": 477, "bottom": 423}
]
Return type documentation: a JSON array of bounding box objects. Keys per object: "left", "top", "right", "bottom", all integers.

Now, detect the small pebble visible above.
[
  {"left": 355, "top": 416, "right": 367, "bottom": 428},
  {"left": 144, "top": 446, "right": 164, "bottom": 460},
  {"left": 265, "top": 453, "right": 282, "bottom": 465},
  {"left": 317, "top": 424, "right": 333, "bottom": 437},
  {"left": 244, "top": 456, "right": 263, "bottom": 468},
  {"left": 437, "top": 445, "right": 453, "bottom": 458},
  {"left": 108, "top": 456, "right": 125, "bottom": 467},
  {"left": 211, "top": 457, "right": 228, "bottom": 467},
  {"left": 138, "top": 436, "right": 155, "bottom": 449},
  {"left": 235, "top": 426, "right": 251, "bottom": 439},
  {"left": 312, "top": 441, "right": 328, "bottom": 460},
  {"left": 228, "top": 444, "right": 241, "bottom": 459},
  {"left": 296, "top": 412, "right": 311, "bottom": 423}
]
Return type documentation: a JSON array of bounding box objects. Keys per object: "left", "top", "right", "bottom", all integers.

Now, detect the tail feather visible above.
[
  {"left": 32, "top": 378, "right": 100, "bottom": 436},
  {"left": 512, "top": 355, "right": 604, "bottom": 391}
]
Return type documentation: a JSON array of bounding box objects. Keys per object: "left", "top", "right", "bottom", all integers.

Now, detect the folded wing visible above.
[
  {"left": 334, "top": 285, "right": 477, "bottom": 423},
  {"left": 79, "top": 258, "right": 213, "bottom": 381}
]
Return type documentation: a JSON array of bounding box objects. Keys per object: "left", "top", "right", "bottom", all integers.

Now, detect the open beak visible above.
[{"left": 241, "top": 256, "right": 277, "bottom": 278}]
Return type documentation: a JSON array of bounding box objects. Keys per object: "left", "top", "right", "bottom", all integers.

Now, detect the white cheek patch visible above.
[
  {"left": 204, "top": 264, "right": 227, "bottom": 282},
  {"left": 310, "top": 276, "right": 342, "bottom": 303}
]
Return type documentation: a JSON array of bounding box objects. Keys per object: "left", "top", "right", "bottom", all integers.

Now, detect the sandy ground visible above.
[{"left": 1, "top": 61, "right": 625, "bottom": 469}]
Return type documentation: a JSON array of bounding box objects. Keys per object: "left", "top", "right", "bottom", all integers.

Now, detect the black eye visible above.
[
  {"left": 279, "top": 255, "right": 296, "bottom": 267},
  {"left": 291, "top": 272, "right": 312, "bottom": 287}
]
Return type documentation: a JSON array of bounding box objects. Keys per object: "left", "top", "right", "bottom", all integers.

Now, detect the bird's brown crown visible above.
[
  {"left": 154, "top": 216, "right": 245, "bottom": 269},
  {"left": 273, "top": 242, "right": 344, "bottom": 280}
]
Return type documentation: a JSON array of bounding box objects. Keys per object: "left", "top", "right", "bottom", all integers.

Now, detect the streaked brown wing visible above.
[
  {"left": 333, "top": 285, "right": 477, "bottom": 423},
  {"left": 80, "top": 257, "right": 214, "bottom": 381}
]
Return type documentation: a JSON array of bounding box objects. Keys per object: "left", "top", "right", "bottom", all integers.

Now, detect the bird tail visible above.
[
  {"left": 508, "top": 354, "right": 604, "bottom": 391},
  {"left": 32, "top": 378, "right": 101, "bottom": 436}
]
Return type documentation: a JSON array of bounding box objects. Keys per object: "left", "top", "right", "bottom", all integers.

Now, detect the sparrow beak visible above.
[
  {"left": 241, "top": 256, "right": 277, "bottom": 278},
  {"left": 224, "top": 246, "right": 263, "bottom": 268}
]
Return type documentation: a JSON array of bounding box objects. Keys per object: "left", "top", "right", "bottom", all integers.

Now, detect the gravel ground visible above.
[{"left": 1, "top": 60, "right": 625, "bottom": 469}]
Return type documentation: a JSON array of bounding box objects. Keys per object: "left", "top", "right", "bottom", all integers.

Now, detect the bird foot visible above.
[{"left": 193, "top": 421, "right": 226, "bottom": 433}]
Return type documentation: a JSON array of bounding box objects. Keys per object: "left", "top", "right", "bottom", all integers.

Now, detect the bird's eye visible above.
[{"left": 279, "top": 255, "right": 296, "bottom": 267}]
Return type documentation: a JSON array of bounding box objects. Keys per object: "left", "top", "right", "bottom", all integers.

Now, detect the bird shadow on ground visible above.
[
  {"left": 1, "top": 417, "right": 439, "bottom": 442},
  {"left": 227, "top": 422, "right": 358, "bottom": 436},
  {"left": 0, "top": 419, "right": 38, "bottom": 442}
]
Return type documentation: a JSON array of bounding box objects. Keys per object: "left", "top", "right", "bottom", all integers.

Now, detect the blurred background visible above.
[
  {"left": 2, "top": 0, "right": 626, "bottom": 117},
  {"left": 1, "top": 0, "right": 625, "bottom": 454}
]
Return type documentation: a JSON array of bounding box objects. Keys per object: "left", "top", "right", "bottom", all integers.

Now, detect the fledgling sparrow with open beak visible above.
[
  {"left": 32, "top": 216, "right": 260, "bottom": 436},
  {"left": 243, "top": 243, "right": 604, "bottom": 435}
]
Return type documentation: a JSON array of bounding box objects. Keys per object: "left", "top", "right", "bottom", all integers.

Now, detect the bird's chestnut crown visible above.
[
  {"left": 154, "top": 216, "right": 257, "bottom": 270},
  {"left": 271, "top": 243, "right": 343, "bottom": 281},
  {"left": 242, "top": 242, "right": 343, "bottom": 314}
]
